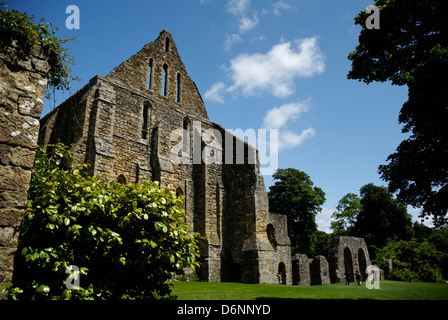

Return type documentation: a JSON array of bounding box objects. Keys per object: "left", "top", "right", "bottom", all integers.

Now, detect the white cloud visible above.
[
  {"left": 239, "top": 13, "right": 259, "bottom": 33},
  {"left": 224, "top": 33, "right": 243, "bottom": 51},
  {"left": 227, "top": 0, "right": 259, "bottom": 34},
  {"left": 227, "top": 0, "right": 250, "bottom": 16},
  {"left": 278, "top": 128, "right": 315, "bottom": 150},
  {"left": 273, "top": 1, "right": 294, "bottom": 16},
  {"left": 251, "top": 35, "right": 265, "bottom": 43},
  {"left": 227, "top": 37, "right": 325, "bottom": 98},
  {"left": 262, "top": 99, "right": 315, "bottom": 150},
  {"left": 316, "top": 208, "right": 336, "bottom": 233},
  {"left": 262, "top": 100, "right": 310, "bottom": 129},
  {"left": 204, "top": 82, "right": 226, "bottom": 104}
]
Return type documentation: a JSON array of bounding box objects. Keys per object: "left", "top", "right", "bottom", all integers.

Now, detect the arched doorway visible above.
[
  {"left": 117, "top": 174, "right": 127, "bottom": 185},
  {"left": 344, "top": 247, "right": 354, "bottom": 282},
  {"left": 358, "top": 248, "right": 367, "bottom": 280},
  {"left": 278, "top": 262, "right": 286, "bottom": 285}
]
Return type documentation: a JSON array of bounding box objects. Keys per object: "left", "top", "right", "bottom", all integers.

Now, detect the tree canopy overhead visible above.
[{"left": 348, "top": 0, "right": 448, "bottom": 226}]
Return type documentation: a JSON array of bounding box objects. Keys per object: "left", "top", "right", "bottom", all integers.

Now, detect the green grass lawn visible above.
[{"left": 170, "top": 280, "right": 448, "bottom": 300}]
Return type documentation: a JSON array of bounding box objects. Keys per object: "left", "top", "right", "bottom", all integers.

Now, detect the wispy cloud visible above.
[
  {"left": 262, "top": 100, "right": 310, "bottom": 129},
  {"left": 227, "top": 0, "right": 250, "bottom": 16},
  {"left": 262, "top": 99, "right": 316, "bottom": 150},
  {"left": 238, "top": 13, "right": 259, "bottom": 33},
  {"left": 224, "top": 33, "right": 243, "bottom": 51},
  {"left": 204, "top": 82, "right": 226, "bottom": 104},
  {"left": 272, "top": 1, "right": 295, "bottom": 16},
  {"left": 225, "top": 0, "right": 260, "bottom": 49}
]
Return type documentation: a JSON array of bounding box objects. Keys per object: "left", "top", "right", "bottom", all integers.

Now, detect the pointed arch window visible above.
[
  {"left": 165, "top": 37, "right": 170, "bottom": 52},
  {"left": 176, "top": 73, "right": 181, "bottom": 102},
  {"left": 183, "top": 117, "right": 191, "bottom": 157},
  {"left": 142, "top": 101, "right": 152, "bottom": 139},
  {"left": 162, "top": 64, "right": 168, "bottom": 96},
  {"left": 147, "top": 58, "right": 153, "bottom": 90}
]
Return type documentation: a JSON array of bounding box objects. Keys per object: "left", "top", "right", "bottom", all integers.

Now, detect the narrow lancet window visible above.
[
  {"left": 165, "top": 37, "right": 170, "bottom": 52},
  {"left": 147, "top": 58, "right": 153, "bottom": 89},
  {"left": 142, "top": 101, "right": 151, "bottom": 139},
  {"left": 162, "top": 64, "right": 168, "bottom": 96},
  {"left": 183, "top": 117, "right": 191, "bottom": 157},
  {"left": 176, "top": 73, "right": 181, "bottom": 102}
]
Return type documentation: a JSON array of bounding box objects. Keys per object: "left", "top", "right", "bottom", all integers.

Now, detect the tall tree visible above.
[
  {"left": 352, "top": 183, "right": 413, "bottom": 250},
  {"left": 330, "top": 193, "right": 362, "bottom": 235},
  {"left": 268, "top": 168, "right": 325, "bottom": 256},
  {"left": 348, "top": 0, "right": 448, "bottom": 226}
]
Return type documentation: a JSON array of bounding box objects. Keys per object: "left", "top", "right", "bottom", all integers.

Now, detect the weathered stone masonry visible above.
[
  {"left": 0, "top": 42, "right": 49, "bottom": 298},
  {"left": 39, "top": 30, "right": 293, "bottom": 285}
]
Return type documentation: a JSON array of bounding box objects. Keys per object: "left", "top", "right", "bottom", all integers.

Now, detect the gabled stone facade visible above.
[{"left": 38, "top": 30, "right": 292, "bottom": 285}]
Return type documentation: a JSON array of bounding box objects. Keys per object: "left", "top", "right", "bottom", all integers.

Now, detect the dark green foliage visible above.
[
  {"left": 428, "top": 226, "right": 448, "bottom": 279},
  {"left": 0, "top": 3, "right": 78, "bottom": 93},
  {"left": 4, "top": 143, "right": 199, "bottom": 300},
  {"left": 313, "top": 231, "right": 330, "bottom": 257},
  {"left": 375, "top": 239, "right": 444, "bottom": 283},
  {"left": 330, "top": 193, "right": 362, "bottom": 235},
  {"left": 268, "top": 168, "right": 325, "bottom": 256},
  {"left": 352, "top": 183, "right": 413, "bottom": 251},
  {"left": 347, "top": 0, "right": 448, "bottom": 226}
]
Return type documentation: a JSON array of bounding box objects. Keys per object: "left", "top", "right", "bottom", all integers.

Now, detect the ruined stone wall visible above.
[
  {"left": 292, "top": 254, "right": 311, "bottom": 285},
  {"left": 38, "top": 30, "right": 293, "bottom": 285},
  {"left": 328, "top": 236, "right": 371, "bottom": 283},
  {"left": 0, "top": 43, "right": 49, "bottom": 298},
  {"left": 310, "top": 255, "right": 330, "bottom": 285}
]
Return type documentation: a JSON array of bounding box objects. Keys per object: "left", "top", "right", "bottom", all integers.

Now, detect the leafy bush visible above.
[
  {"left": 375, "top": 239, "right": 445, "bottom": 283},
  {"left": 5, "top": 143, "right": 199, "bottom": 299}
]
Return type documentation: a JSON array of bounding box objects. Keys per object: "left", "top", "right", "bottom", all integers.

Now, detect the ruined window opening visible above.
[
  {"left": 176, "top": 187, "right": 186, "bottom": 210},
  {"left": 267, "top": 224, "right": 277, "bottom": 250},
  {"left": 165, "top": 37, "right": 170, "bottom": 52},
  {"left": 278, "top": 262, "right": 286, "bottom": 285},
  {"left": 176, "top": 73, "right": 181, "bottom": 102},
  {"left": 117, "top": 174, "right": 128, "bottom": 185},
  {"left": 162, "top": 64, "right": 168, "bottom": 96},
  {"left": 142, "top": 101, "right": 152, "bottom": 139},
  {"left": 183, "top": 117, "right": 191, "bottom": 157},
  {"left": 147, "top": 58, "right": 153, "bottom": 89},
  {"left": 344, "top": 247, "right": 354, "bottom": 282}
]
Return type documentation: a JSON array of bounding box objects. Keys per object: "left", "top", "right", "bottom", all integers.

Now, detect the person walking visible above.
[
  {"left": 354, "top": 270, "right": 362, "bottom": 286},
  {"left": 344, "top": 272, "right": 350, "bottom": 285}
]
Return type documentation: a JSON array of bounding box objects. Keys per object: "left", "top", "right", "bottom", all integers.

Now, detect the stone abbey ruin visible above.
[{"left": 1, "top": 30, "right": 379, "bottom": 291}]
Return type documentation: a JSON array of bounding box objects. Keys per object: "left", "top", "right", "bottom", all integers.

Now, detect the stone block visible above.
[
  {"left": 311, "top": 255, "right": 331, "bottom": 285},
  {"left": 0, "top": 165, "right": 31, "bottom": 192},
  {"left": 292, "top": 254, "right": 311, "bottom": 285},
  {"left": 0, "top": 208, "right": 25, "bottom": 227},
  {"left": 0, "top": 226, "right": 18, "bottom": 246},
  {"left": 0, "top": 144, "right": 35, "bottom": 169},
  {"left": 0, "top": 111, "right": 40, "bottom": 149}
]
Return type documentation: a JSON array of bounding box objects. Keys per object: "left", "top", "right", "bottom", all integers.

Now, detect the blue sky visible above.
[{"left": 8, "top": 0, "right": 422, "bottom": 231}]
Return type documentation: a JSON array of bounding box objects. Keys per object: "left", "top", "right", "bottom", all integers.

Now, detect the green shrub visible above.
[
  {"left": 375, "top": 239, "right": 445, "bottom": 283},
  {"left": 0, "top": 3, "right": 78, "bottom": 94},
  {"left": 4, "top": 143, "right": 199, "bottom": 300}
]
